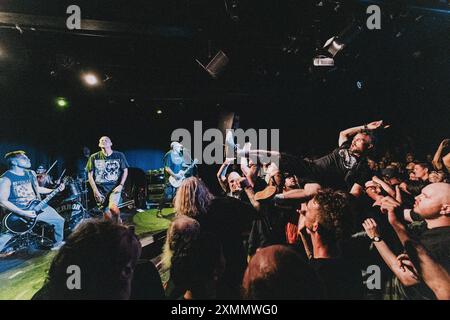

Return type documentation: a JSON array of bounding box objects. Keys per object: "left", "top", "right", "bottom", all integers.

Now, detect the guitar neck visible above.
[
  {"left": 34, "top": 188, "right": 60, "bottom": 211},
  {"left": 182, "top": 160, "right": 198, "bottom": 176}
]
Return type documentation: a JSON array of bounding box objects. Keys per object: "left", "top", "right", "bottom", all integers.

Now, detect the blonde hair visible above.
[
  {"left": 174, "top": 177, "right": 214, "bottom": 218},
  {"left": 161, "top": 215, "right": 200, "bottom": 270}
]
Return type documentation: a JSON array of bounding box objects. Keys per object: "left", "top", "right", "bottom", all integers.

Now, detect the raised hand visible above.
[
  {"left": 397, "top": 253, "right": 419, "bottom": 280},
  {"left": 367, "top": 120, "right": 390, "bottom": 130},
  {"left": 362, "top": 218, "right": 381, "bottom": 239},
  {"left": 379, "top": 196, "right": 402, "bottom": 225}
]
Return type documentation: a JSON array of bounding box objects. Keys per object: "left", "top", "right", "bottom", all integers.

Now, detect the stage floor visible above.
[{"left": 0, "top": 208, "right": 174, "bottom": 300}]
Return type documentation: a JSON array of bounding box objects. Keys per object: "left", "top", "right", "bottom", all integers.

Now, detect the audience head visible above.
[
  {"left": 162, "top": 215, "right": 201, "bottom": 270},
  {"left": 170, "top": 232, "right": 225, "bottom": 299},
  {"left": 413, "top": 162, "right": 432, "bottom": 181},
  {"left": 414, "top": 183, "right": 450, "bottom": 222},
  {"left": 405, "top": 153, "right": 415, "bottom": 163},
  {"left": 303, "top": 189, "right": 354, "bottom": 245},
  {"left": 284, "top": 174, "right": 299, "bottom": 190},
  {"left": 242, "top": 245, "right": 323, "bottom": 299},
  {"left": 174, "top": 177, "right": 214, "bottom": 218},
  {"left": 429, "top": 170, "right": 446, "bottom": 183},
  {"left": 227, "top": 171, "right": 242, "bottom": 193},
  {"left": 46, "top": 220, "right": 141, "bottom": 299},
  {"left": 350, "top": 131, "right": 374, "bottom": 155}
]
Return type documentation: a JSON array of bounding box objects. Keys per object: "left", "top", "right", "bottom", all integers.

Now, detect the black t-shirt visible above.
[
  {"left": 86, "top": 150, "right": 129, "bottom": 194},
  {"left": 309, "top": 258, "right": 364, "bottom": 299},
  {"left": 395, "top": 226, "right": 450, "bottom": 300},
  {"left": 419, "top": 226, "right": 450, "bottom": 272},
  {"left": 311, "top": 140, "right": 371, "bottom": 190},
  {"left": 279, "top": 141, "right": 371, "bottom": 191}
]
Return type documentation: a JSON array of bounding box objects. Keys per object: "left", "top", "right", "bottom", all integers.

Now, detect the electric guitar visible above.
[
  {"left": 3, "top": 177, "right": 68, "bottom": 234},
  {"left": 168, "top": 159, "right": 199, "bottom": 188}
]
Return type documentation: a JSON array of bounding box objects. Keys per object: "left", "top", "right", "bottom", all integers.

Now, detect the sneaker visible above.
[
  {"left": 156, "top": 210, "right": 163, "bottom": 218},
  {"left": 225, "top": 131, "right": 238, "bottom": 157}
]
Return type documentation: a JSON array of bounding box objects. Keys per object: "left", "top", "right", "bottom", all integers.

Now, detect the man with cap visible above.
[
  {"left": 157, "top": 142, "right": 194, "bottom": 217},
  {"left": 86, "top": 136, "right": 129, "bottom": 223}
]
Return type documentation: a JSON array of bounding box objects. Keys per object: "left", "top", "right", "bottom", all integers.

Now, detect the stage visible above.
[{"left": 0, "top": 208, "right": 174, "bottom": 300}]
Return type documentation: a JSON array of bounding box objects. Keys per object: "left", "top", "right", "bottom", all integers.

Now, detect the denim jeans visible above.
[{"left": 37, "top": 204, "right": 65, "bottom": 244}]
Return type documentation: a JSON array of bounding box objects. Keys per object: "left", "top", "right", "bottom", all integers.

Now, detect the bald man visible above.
[
  {"left": 86, "top": 136, "right": 129, "bottom": 223},
  {"left": 242, "top": 245, "right": 323, "bottom": 299},
  {"left": 363, "top": 183, "right": 450, "bottom": 299}
]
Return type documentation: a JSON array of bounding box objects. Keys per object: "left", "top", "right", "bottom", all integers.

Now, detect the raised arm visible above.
[
  {"left": 362, "top": 218, "right": 420, "bottom": 286},
  {"left": 380, "top": 197, "right": 450, "bottom": 299},
  {"left": 216, "top": 159, "right": 233, "bottom": 193},
  {"left": 372, "top": 176, "right": 396, "bottom": 197},
  {"left": 338, "top": 120, "right": 387, "bottom": 146},
  {"left": 432, "top": 139, "right": 449, "bottom": 171}
]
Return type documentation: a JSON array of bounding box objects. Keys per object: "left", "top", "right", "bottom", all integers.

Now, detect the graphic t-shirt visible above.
[
  {"left": 0, "top": 170, "right": 38, "bottom": 209},
  {"left": 312, "top": 141, "right": 371, "bottom": 189},
  {"left": 86, "top": 151, "right": 129, "bottom": 194}
]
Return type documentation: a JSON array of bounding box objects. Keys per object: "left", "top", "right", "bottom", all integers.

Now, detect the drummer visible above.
[{"left": 36, "top": 165, "right": 56, "bottom": 188}]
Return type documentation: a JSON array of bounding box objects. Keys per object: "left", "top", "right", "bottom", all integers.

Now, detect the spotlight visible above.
[
  {"left": 313, "top": 54, "right": 335, "bottom": 67},
  {"left": 313, "top": 23, "right": 363, "bottom": 67},
  {"left": 323, "top": 37, "right": 345, "bottom": 57},
  {"left": 55, "top": 97, "right": 69, "bottom": 108},
  {"left": 156, "top": 109, "right": 163, "bottom": 114},
  {"left": 82, "top": 73, "right": 99, "bottom": 86}
]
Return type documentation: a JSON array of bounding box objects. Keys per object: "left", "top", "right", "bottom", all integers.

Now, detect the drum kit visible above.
[{"left": 53, "top": 176, "right": 90, "bottom": 237}]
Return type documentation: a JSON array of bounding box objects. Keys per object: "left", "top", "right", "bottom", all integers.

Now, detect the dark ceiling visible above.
[{"left": 0, "top": 0, "right": 449, "bottom": 159}]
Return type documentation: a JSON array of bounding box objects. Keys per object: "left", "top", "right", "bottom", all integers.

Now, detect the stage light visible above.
[
  {"left": 156, "top": 109, "right": 163, "bottom": 114},
  {"left": 82, "top": 73, "right": 99, "bottom": 86},
  {"left": 313, "top": 54, "right": 334, "bottom": 66},
  {"left": 324, "top": 37, "right": 345, "bottom": 57},
  {"left": 55, "top": 97, "right": 68, "bottom": 108},
  {"left": 313, "top": 23, "right": 363, "bottom": 67}
]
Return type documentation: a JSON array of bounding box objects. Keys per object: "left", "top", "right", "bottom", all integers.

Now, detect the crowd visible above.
[{"left": 33, "top": 122, "right": 450, "bottom": 300}]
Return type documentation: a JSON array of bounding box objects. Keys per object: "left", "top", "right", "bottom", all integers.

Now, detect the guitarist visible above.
[
  {"left": 86, "top": 136, "right": 129, "bottom": 223},
  {"left": 0, "top": 151, "right": 65, "bottom": 248},
  {"left": 157, "top": 142, "right": 195, "bottom": 217}
]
